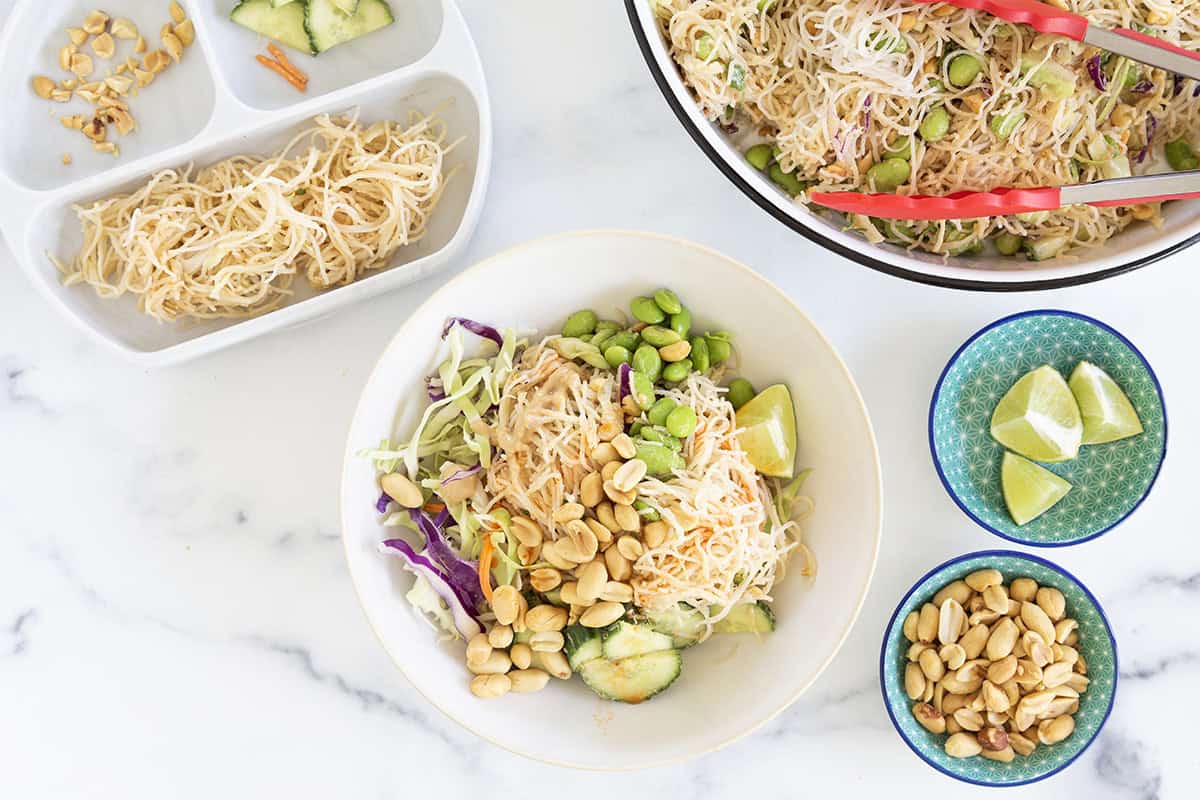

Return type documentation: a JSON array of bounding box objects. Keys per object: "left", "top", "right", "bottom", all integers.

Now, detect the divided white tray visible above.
[{"left": 0, "top": 0, "right": 492, "bottom": 366}]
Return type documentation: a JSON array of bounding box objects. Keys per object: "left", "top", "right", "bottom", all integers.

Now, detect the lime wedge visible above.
[
  {"left": 735, "top": 383, "right": 797, "bottom": 479},
  {"left": 990, "top": 365, "right": 1082, "bottom": 462},
  {"left": 1001, "top": 451, "right": 1072, "bottom": 525},
  {"left": 1068, "top": 361, "right": 1144, "bottom": 445}
]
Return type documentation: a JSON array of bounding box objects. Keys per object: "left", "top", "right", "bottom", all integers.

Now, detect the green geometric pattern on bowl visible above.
[
  {"left": 930, "top": 310, "right": 1166, "bottom": 546},
  {"left": 880, "top": 551, "right": 1118, "bottom": 787}
]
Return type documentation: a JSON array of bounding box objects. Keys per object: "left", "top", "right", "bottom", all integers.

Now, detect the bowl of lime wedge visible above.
[{"left": 929, "top": 310, "right": 1167, "bottom": 546}]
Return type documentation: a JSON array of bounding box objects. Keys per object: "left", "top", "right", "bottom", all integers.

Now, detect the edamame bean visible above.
[
  {"left": 867, "top": 157, "right": 911, "bottom": 193},
  {"left": 633, "top": 499, "right": 661, "bottom": 522},
  {"left": 628, "top": 422, "right": 644, "bottom": 436},
  {"left": 662, "top": 359, "right": 693, "bottom": 384},
  {"left": 690, "top": 336, "right": 711, "bottom": 373},
  {"left": 665, "top": 406, "right": 698, "bottom": 438},
  {"left": 1166, "top": 138, "right": 1198, "bottom": 171},
  {"left": 640, "top": 427, "right": 666, "bottom": 444},
  {"left": 884, "top": 136, "right": 913, "bottom": 160},
  {"left": 669, "top": 308, "right": 692, "bottom": 339},
  {"left": 632, "top": 344, "right": 663, "bottom": 381},
  {"left": 706, "top": 334, "right": 732, "bottom": 364},
  {"left": 653, "top": 289, "right": 682, "bottom": 315},
  {"left": 591, "top": 329, "right": 617, "bottom": 350},
  {"left": 919, "top": 107, "right": 950, "bottom": 142},
  {"left": 993, "top": 232, "right": 1024, "bottom": 256},
  {"left": 745, "top": 143, "right": 773, "bottom": 170},
  {"left": 631, "top": 372, "right": 656, "bottom": 409},
  {"left": 562, "top": 310, "right": 597, "bottom": 338},
  {"left": 727, "top": 378, "right": 756, "bottom": 410},
  {"left": 606, "top": 331, "right": 640, "bottom": 352},
  {"left": 769, "top": 163, "right": 806, "bottom": 196},
  {"left": 947, "top": 53, "right": 983, "bottom": 87},
  {"left": 647, "top": 397, "right": 678, "bottom": 427},
  {"left": 661, "top": 433, "right": 683, "bottom": 452},
  {"left": 635, "top": 441, "right": 684, "bottom": 476},
  {"left": 631, "top": 296, "right": 666, "bottom": 325},
  {"left": 640, "top": 325, "right": 681, "bottom": 348},
  {"left": 604, "top": 345, "right": 632, "bottom": 368}
]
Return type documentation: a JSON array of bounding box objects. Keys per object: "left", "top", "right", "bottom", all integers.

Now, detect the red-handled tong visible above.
[
  {"left": 810, "top": 172, "right": 1200, "bottom": 219},
  {"left": 910, "top": 0, "right": 1200, "bottom": 80}
]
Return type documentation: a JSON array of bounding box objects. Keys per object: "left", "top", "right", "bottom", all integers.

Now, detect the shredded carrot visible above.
[
  {"left": 422, "top": 501, "right": 446, "bottom": 514},
  {"left": 267, "top": 43, "right": 309, "bottom": 84},
  {"left": 478, "top": 534, "right": 494, "bottom": 603},
  {"left": 255, "top": 54, "right": 306, "bottom": 92}
]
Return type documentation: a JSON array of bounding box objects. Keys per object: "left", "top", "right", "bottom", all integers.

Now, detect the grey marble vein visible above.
[
  {"left": 1119, "top": 650, "right": 1200, "bottom": 681},
  {"left": 2, "top": 358, "right": 53, "bottom": 417},
  {"left": 4, "top": 608, "right": 35, "bottom": 656},
  {"left": 1093, "top": 731, "right": 1162, "bottom": 800}
]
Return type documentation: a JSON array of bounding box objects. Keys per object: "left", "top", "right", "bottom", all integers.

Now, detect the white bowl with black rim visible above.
[{"left": 625, "top": 0, "right": 1200, "bottom": 291}]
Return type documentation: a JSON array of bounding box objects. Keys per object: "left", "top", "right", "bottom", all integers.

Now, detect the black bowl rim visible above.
[
  {"left": 878, "top": 549, "right": 1119, "bottom": 787},
  {"left": 927, "top": 309, "right": 1168, "bottom": 547},
  {"left": 623, "top": 0, "right": 1200, "bottom": 292}
]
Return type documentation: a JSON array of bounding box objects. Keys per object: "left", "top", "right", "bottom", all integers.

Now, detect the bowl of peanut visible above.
[{"left": 880, "top": 550, "right": 1117, "bottom": 786}]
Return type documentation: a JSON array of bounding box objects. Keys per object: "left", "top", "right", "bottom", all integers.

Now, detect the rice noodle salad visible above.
[
  {"left": 364, "top": 289, "right": 814, "bottom": 703},
  {"left": 656, "top": 0, "right": 1200, "bottom": 260}
]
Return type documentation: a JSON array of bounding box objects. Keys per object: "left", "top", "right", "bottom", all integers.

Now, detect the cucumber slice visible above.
[
  {"left": 1024, "top": 235, "right": 1070, "bottom": 262},
  {"left": 332, "top": 0, "right": 360, "bottom": 12},
  {"left": 580, "top": 651, "right": 682, "bottom": 704},
  {"left": 564, "top": 625, "right": 602, "bottom": 671},
  {"left": 713, "top": 601, "right": 776, "bottom": 634},
  {"left": 601, "top": 622, "right": 674, "bottom": 660},
  {"left": 231, "top": 0, "right": 315, "bottom": 54},
  {"left": 645, "top": 603, "right": 707, "bottom": 648},
  {"left": 306, "top": 0, "right": 393, "bottom": 53},
  {"left": 270, "top": 0, "right": 296, "bottom": 8}
]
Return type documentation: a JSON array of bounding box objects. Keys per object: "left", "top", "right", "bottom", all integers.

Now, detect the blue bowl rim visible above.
[
  {"left": 878, "top": 548, "right": 1120, "bottom": 787},
  {"left": 927, "top": 309, "right": 1169, "bottom": 547}
]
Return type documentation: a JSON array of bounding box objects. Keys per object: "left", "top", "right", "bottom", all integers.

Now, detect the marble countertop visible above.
[{"left": 1, "top": 2, "right": 1195, "bottom": 797}]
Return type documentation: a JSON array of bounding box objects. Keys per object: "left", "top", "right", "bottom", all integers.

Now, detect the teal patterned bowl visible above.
[
  {"left": 880, "top": 551, "right": 1118, "bottom": 787},
  {"left": 930, "top": 310, "right": 1167, "bottom": 546}
]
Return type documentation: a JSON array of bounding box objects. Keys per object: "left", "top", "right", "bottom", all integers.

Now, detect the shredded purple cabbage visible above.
[
  {"left": 1087, "top": 55, "right": 1107, "bottom": 92},
  {"left": 1174, "top": 74, "right": 1185, "bottom": 95},
  {"left": 380, "top": 539, "right": 482, "bottom": 637},
  {"left": 410, "top": 509, "right": 486, "bottom": 613},
  {"left": 1194, "top": 83, "right": 1200, "bottom": 98},
  {"left": 618, "top": 363, "right": 632, "bottom": 401},
  {"left": 426, "top": 376, "right": 446, "bottom": 402},
  {"left": 861, "top": 96, "right": 871, "bottom": 133},
  {"left": 442, "top": 464, "right": 481, "bottom": 485},
  {"left": 375, "top": 492, "right": 392, "bottom": 513},
  {"left": 1136, "top": 115, "right": 1158, "bottom": 164},
  {"left": 1131, "top": 80, "right": 1154, "bottom": 95},
  {"left": 441, "top": 317, "right": 503, "bottom": 347}
]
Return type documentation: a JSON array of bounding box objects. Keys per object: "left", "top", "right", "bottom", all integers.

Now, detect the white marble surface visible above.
[{"left": 0, "top": 2, "right": 1196, "bottom": 797}]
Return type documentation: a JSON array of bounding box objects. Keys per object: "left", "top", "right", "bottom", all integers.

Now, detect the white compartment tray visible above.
[{"left": 0, "top": 0, "right": 492, "bottom": 367}]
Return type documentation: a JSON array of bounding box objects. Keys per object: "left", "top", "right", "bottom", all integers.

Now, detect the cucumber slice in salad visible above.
[
  {"left": 601, "top": 622, "right": 674, "bottom": 660},
  {"left": 307, "top": 0, "right": 393, "bottom": 53},
  {"left": 231, "top": 0, "right": 315, "bottom": 54},
  {"left": 579, "top": 651, "right": 683, "bottom": 704},
  {"left": 645, "top": 603, "right": 707, "bottom": 648},
  {"left": 712, "top": 601, "right": 776, "bottom": 634},
  {"left": 564, "top": 625, "right": 603, "bottom": 671}
]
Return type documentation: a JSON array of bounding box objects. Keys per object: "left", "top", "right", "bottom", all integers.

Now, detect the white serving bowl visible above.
[
  {"left": 625, "top": 1, "right": 1200, "bottom": 291},
  {"left": 340, "top": 230, "right": 883, "bottom": 769}
]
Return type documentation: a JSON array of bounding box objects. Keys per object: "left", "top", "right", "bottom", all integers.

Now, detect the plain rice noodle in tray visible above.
[
  {"left": 54, "top": 111, "right": 457, "bottom": 322},
  {"left": 656, "top": 0, "right": 1200, "bottom": 261}
]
